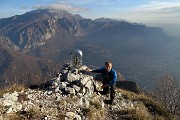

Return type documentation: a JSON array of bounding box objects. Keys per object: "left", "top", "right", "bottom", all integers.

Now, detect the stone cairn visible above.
[
  {"left": 50, "top": 49, "right": 95, "bottom": 97},
  {"left": 51, "top": 63, "right": 95, "bottom": 97}
]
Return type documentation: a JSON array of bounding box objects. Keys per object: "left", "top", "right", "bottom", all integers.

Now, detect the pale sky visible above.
[{"left": 1, "top": 0, "right": 180, "bottom": 38}]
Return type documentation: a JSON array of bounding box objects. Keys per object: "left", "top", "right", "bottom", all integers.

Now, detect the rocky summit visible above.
[{"left": 0, "top": 63, "right": 171, "bottom": 120}]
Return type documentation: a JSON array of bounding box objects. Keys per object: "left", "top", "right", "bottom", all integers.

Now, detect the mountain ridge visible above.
[{"left": 0, "top": 9, "right": 168, "bottom": 53}]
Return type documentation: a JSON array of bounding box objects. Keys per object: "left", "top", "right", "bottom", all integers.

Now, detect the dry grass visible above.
[
  {"left": 90, "top": 101, "right": 102, "bottom": 109},
  {"left": 0, "top": 104, "right": 3, "bottom": 113},
  {"left": 82, "top": 97, "right": 105, "bottom": 120},
  {"left": 136, "top": 94, "right": 174, "bottom": 119},
  {"left": 0, "top": 84, "right": 27, "bottom": 97},
  {"left": 64, "top": 96, "right": 79, "bottom": 103},
  {"left": 17, "top": 106, "right": 42, "bottom": 120},
  {"left": 0, "top": 106, "right": 42, "bottom": 120},
  {"left": 86, "top": 108, "right": 105, "bottom": 120},
  {"left": 117, "top": 88, "right": 139, "bottom": 100},
  {"left": 55, "top": 96, "right": 79, "bottom": 109},
  {"left": 57, "top": 113, "right": 66, "bottom": 120},
  {"left": 0, "top": 113, "right": 21, "bottom": 120},
  {"left": 116, "top": 88, "right": 174, "bottom": 120},
  {"left": 90, "top": 97, "right": 104, "bottom": 110},
  {"left": 126, "top": 103, "right": 153, "bottom": 120}
]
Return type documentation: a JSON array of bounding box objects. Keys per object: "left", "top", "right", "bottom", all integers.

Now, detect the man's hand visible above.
[
  {"left": 102, "top": 84, "right": 108, "bottom": 88},
  {"left": 86, "top": 68, "right": 92, "bottom": 72}
]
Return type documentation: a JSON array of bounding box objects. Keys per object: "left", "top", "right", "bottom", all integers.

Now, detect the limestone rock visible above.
[
  {"left": 66, "top": 72, "right": 81, "bottom": 82},
  {"left": 65, "top": 87, "right": 76, "bottom": 95},
  {"left": 65, "top": 112, "right": 81, "bottom": 120}
]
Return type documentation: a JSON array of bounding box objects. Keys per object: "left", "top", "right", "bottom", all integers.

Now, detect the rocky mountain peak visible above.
[
  {"left": 29, "top": 9, "right": 68, "bottom": 18},
  {"left": 25, "top": 9, "right": 84, "bottom": 21},
  {"left": 30, "top": 9, "right": 68, "bottom": 14},
  {"left": 0, "top": 63, "right": 134, "bottom": 119},
  {"left": 0, "top": 9, "right": 86, "bottom": 52},
  {"left": 94, "top": 17, "right": 119, "bottom": 23},
  {"left": 0, "top": 63, "right": 171, "bottom": 119}
]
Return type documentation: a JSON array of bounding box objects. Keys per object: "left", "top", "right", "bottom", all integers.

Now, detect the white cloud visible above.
[
  {"left": 121, "top": 1, "right": 180, "bottom": 24},
  {"left": 32, "top": 2, "right": 89, "bottom": 13},
  {"left": 136, "top": 1, "right": 180, "bottom": 13}
]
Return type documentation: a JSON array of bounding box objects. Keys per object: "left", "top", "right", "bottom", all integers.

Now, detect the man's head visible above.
[{"left": 105, "top": 61, "right": 112, "bottom": 72}]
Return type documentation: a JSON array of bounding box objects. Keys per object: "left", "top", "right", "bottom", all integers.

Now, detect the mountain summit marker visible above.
[{"left": 70, "top": 49, "right": 83, "bottom": 68}]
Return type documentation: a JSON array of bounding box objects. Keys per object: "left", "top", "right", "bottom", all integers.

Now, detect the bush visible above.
[{"left": 154, "top": 73, "right": 180, "bottom": 118}]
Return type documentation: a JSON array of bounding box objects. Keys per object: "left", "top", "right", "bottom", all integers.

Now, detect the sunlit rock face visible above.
[{"left": 0, "top": 9, "right": 86, "bottom": 53}]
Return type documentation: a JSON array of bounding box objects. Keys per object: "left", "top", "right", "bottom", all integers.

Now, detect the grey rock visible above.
[
  {"left": 59, "top": 82, "right": 67, "bottom": 89},
  {"left": 65, "top": 87, "right": 76, "bottom": 95},
  {"left": 116, "top": 81, "right": 140, "bottom": 93},
  {"left": 66, "top": 73, "right": 81, "bottom": 82},
  {"left": 73, "top": 85, "right": 81, "bottom": 92},
  {"left": 79, "top": 97, "right": 89, "bottom": 107},
  {"left": 55, "top": 87, "right": 60, "bottom": 92},
  {"left": 65, "top": 112, "right": 81, "bottom": 120}
]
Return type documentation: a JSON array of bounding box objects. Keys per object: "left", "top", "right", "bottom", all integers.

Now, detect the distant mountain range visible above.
[{"left": 1, "top": 9, "right": 180, "bottom": 89}]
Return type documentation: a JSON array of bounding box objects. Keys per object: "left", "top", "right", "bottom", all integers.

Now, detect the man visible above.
[{"left": 86, "top": 61, "right": 117, "bottom": 104}]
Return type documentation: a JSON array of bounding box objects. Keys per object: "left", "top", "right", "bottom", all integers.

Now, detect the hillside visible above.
[
  {"left": 0, "top": 45, "right": 62, "bottom": 88},
  {"left": 0, "top": 64, "right": 173, "bottom": 120}
]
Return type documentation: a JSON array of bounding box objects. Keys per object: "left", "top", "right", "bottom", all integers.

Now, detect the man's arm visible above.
[
  {"left": 86, "top": 67, "right": 104, "bottom": 73},
  {"left": 86, "top": 68, "right": 92, "bottom": 72}
]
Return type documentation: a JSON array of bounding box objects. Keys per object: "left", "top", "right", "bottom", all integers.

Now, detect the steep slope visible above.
[
  {"left": 0, "top": 45, "right": 13, "bottom": 75},
  {"left": 0, "top": 9, "right": 84, "bottom": 53},
  {"left": 0, "top": 44, "right": 62, "bottom": 88}
]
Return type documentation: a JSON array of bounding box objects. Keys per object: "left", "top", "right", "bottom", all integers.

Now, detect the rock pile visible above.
[
  {"left": 0, "top": 63, "right": 135, "bottom": 120},
  {"left": 50, "top": 63, "right": 95, "bottom": 97}
]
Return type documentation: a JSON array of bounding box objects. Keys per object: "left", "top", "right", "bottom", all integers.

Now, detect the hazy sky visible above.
[{"left": 1, "top": 0, "right": 180, "bottom": 38}]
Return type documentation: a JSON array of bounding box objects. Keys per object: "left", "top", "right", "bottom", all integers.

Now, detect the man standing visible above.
[{"left": 86, "top": 61, "right": 117, "bottom": 104}]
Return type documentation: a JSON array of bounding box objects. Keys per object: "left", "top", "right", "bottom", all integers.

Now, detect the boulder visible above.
[
  {"left": 116, "top": 81, "right": 140, "bottom": 93},
  {"left": 66, "top": 72, "right": 81, "bottom": 82}
]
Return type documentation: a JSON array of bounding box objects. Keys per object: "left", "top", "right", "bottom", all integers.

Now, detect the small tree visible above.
[{"left": 154, "top": 73, "right": 180, "bottom": 118}]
